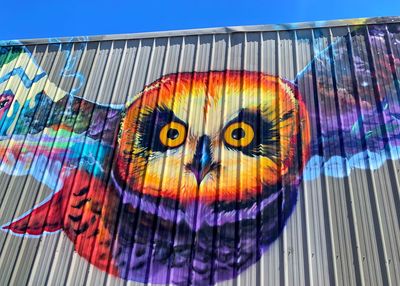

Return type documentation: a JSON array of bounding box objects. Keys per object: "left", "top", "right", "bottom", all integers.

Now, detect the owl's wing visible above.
[
  {"left": 294, "top": 25, "right": 400, "bottom": 179},
  {"left": 0, "top": 44, "right": 123, "bottom": 190}
]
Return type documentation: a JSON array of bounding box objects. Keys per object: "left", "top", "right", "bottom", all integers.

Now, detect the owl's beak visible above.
[{"left": 186, "top": 135, "right": 219, "bottom": 185}]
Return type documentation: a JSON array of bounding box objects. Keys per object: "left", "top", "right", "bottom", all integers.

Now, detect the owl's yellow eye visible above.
[
  {"left": 159, "top": 121, "right": 187, "bottom": 148},
  {"left": 224, "top": 122, "right": 254, "bottom": 148}
]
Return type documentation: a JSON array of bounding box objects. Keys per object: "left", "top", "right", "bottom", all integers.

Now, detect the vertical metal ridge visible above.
[
  {"left": 215, "top": 34, "right": 234, "bottom": 286},
  {"left": 187, "top": 34, "right": 213, "bottom": 286},
  {"left": 329, "top": 31, "right": 348, "bottom": 286},
  {"left": 294, "top": 29, "right": 312, "bottom": 286},
  {"left": 306, "top": 28, "right": 332, "bottom": 286},
  {"left": 319, "top": 27, "right": 336, "bottom": 286},
  {"left": 280, "top": 30, "right": 292, "bottom": 286},
  {"left": 209, "top": 33, "right": 228, "bottom": 286},
  {"left": 259, "top": 30, "right": 280, "bottom": 286},
  {"left": 158, "top": 36, "right": 185, "bottom": 286},
  {"left": 287, "top": 29, "right": 307, "bottom": 286}
]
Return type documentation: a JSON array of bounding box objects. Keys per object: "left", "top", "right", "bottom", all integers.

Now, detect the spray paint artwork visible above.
[{"left": 1, "top": 24, "right": 400, "bottom": 285}]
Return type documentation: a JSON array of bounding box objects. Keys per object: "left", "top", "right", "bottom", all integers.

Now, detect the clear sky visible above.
[{"left": 1, "top": 0, "right": 399, "bottom": 40}]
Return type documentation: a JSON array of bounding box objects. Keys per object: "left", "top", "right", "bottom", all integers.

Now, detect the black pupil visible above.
[
  {"left": 167, "top": 128, "right": 179, "bottom": 140},
  {"left": 232, "top": 127, "right": 245, "bottom": 140},
  {"left": 0, "top": 100, "right": 7, "bottom": 108}
]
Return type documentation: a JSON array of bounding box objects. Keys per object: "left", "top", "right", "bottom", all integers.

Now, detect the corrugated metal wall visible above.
[{"left": 0, "top": 17, "right": 400, "bottom": 285}]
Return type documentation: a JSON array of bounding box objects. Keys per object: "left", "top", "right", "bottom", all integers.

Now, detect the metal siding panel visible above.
[
  {"left": 0, "top": 17, "right": 399, "bottom": 286},
  {"left": 0, "top": 44, "right": 48, "bottom": 284},
  {"left": 26, "top": 42, "right": 88, "bottom": 285},
  {"left": 67, "top": 40, "right": 124, "bottom": 286},
  {"left": 48, "top": 41, "right": 100, "bottom": 286},
  {"left": 367, "top": 25, "right": 400, "bottom": 285},
  {"left": 10, "top": 43, "right": 67, "bottom": 286},
  {"left": 327, "top": 27, "right": 359, "bottom": 286},
  {"left": 259, "top": 31, "right": 282, "bottom": 286},
  {"left": 241, "top": 32, "right": 261, "bottom": 286},
  {"left": 351, "top": 27, "right": 388, "bottom": 286}
]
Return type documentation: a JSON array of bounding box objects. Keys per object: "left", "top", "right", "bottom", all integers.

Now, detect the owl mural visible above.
[{"left": 1, "top": 24, "right": 400, "bottom": 285}]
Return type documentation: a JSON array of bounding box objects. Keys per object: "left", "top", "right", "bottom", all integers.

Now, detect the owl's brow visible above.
[{"left": 139, "top": 105, "right": 185, "bottom": 126}]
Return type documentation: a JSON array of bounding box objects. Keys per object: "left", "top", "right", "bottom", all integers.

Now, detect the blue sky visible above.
[{"left": 1, "top": 0, "right": 399, "bottom": 40}]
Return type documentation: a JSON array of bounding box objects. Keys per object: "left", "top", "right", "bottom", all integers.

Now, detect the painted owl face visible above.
[{"left": 115, "top": 71, "right": 310, "bottom": 205}]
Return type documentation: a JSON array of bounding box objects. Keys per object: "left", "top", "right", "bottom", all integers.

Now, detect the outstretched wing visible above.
[
  {"left": 0, "top": 45, "right": 125, "bottom": 276},
  {"left": 2, "top": 168, "right": 120, "bottom": 275},
  {"left": 0, "top": 45, "right": 123, "bottom": 191},
  {"left": 294, "top": 24, "right": 400, "bottom": 179}
]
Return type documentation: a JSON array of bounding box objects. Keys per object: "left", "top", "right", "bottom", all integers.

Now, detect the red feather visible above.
[
  {"left": 3, "top": 185, "right": 65, "bottom": 235},
  {"left": 2, "top": 169, "right": 119, "bottom": 275}
]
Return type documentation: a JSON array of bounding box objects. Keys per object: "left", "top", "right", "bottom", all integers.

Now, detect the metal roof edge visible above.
[{"left": 1, "top": 16, "right": 400, "bottom": 46}]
